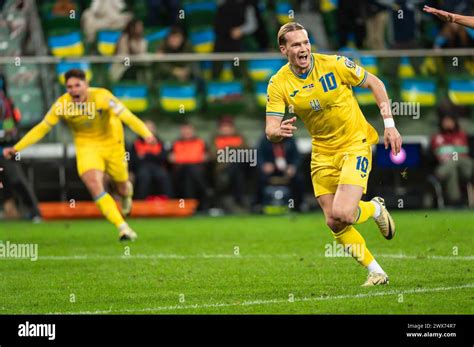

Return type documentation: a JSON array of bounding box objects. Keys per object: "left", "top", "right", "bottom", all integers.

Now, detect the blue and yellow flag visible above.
[
  {"left": 401, "top": 79, "right": 436, "bottom": 106},
  {"left": 248, "top": 59, "right": 285, "bottom": 82},
  {"left": 113, "top": 85, "right": 149, "bottom": 113},
  {"left": 206, "top": 81, "right": 243, "bottom": 103},
  {"left": 160, "top": 84, "right": 198, "bottom": 112},
  {"left": 97, "top": 31, "right": 121, "bottom": 56},
  {"left": 48, "top": 31, "right": 84, "bottom": 57},
  {"left": 448, "top": 80, "right": 474, "bottom": 106},
  {"left": 190, "top": 28, "right": 215, "bottom": 53}
]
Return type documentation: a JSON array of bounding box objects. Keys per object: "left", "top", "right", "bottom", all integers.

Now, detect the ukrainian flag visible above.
[
  {"left": 97, "top": 31, "right": 121, "bottom": 56},
  {"left": 56, "top": 61, "right": 92, "bottom": 85},
  {"left": 200, "top": 61, "right": 213, "bottom": 80},
  {"left": 321, "top": 0, "right": 338, "bottom": 12},
  {"left": 160, "top": 84, "right": 198, "bottom": 113},
  {"left": 401, "top": 79, "right": 436, "bottom": 106},
  {"left": 398, "top": 57, "right": 415, "bottom": 78},
  {"left": 448, "top": 80, "right": 474, "bottom": 106},
  {"left": 248, "top": 59, "right": 285, "bottom": 82},
  {"left": 113, "top": 85, "right": 149, "bottom": 113},
  {"left": 206, "top": 81, "right": 243, "bottom": 103},
  {"left": 360, "top": 56, "right": 378, "bottom": 75},
  {"left": 255, "top": 82, "right": 268, "bottom": 108},
  {"left": 48, "top": 31, "right": 84, "bottom": 57},
  {"left": 190, "top": 28, "right": 215, "bottom": 53},
  {"left": 276, "top": 2, "right": 292, "bottom": 24}
]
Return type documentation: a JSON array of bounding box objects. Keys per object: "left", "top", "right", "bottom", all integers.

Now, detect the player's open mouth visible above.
[
  {"left": 298, "top": 53, "right": 309, "bottom": 65},
  {"left": 72, "top": 95, "right": 81, "bottom": 102}
]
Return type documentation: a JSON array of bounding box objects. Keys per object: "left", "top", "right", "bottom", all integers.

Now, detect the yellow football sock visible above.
[
  {"left": 94, "top": 192, "right": 125, "bottom": 228},
  {"left": 354, "top": 200, "right": 376, "bottom": 225},
  {"left": 333, "top": 225, "right": 374, "bottom": 267}
]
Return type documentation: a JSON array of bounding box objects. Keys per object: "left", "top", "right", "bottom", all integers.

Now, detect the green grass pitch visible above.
[{"left": 0, "top": 211, "right": 473, "bottom": 314}]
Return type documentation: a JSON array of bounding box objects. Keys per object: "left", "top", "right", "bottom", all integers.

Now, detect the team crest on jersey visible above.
[
  {"left": 309, "top": 99, "right": 321, "bottom": 111},
  {"left": 345, "top": 58, "right": 356, "bottom": 69}
]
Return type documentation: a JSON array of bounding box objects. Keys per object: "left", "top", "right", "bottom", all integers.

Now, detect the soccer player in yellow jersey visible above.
[
  {"left": 266, "top": 23, "right": 402, "bottom": 286},
  {"left": 2, "top": 69, "right": 157, "bottom": 241}
]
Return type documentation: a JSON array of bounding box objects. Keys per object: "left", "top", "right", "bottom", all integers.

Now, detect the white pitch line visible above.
[
  {"left": 44, "top": 283, "right": 474, "bottom": 315},
  {"left": 5, "top": 253, "right": 471, "bottom": 261}
]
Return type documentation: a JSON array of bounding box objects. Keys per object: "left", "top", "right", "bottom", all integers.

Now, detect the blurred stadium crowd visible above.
[{"left": 0, "top": 0, "right": 473, "bottom": 219}]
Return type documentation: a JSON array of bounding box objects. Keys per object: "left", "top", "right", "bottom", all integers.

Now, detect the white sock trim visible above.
[
  {"left": 367, "top": 259, "right": 385, "bottom": 274},
  {"left": 372, "top": 201, "right": 381, "bottom": 218}
]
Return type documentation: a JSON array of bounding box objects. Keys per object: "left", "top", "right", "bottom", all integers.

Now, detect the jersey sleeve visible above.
[
  {"left": 13, "top": 102, "right": 62, "bottom": 151},
  {"left": 266, "top": 76, "right": 286, "bottom": 117},
  {"left": 335, "top": 56, "right": 368, "bottom": 87}
]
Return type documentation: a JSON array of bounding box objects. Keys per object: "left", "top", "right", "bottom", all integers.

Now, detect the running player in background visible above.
[
  {"left": 2, "top": 69, "right": 157, "bottom": 241},
  {"left": 265, "top": 23, "right": 402, "bottom": 286}
]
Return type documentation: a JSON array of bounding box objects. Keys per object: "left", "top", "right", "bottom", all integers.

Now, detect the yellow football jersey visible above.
[
  {"left": 43, "top": 87, "right": 128, "bottom": 148},
  {"left": 266, "top": 53, "right": 379, "bottom": 154}
]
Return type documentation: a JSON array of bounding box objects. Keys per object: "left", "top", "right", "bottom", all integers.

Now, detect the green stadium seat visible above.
[
  {"left": 5, "top": 63, "right": 40, "bottom": 87},
  {"left": 9, "top": 86, "right": 44, "bottom": 126},
  {"left": 182, "top": 0, "right": 217, "bottom": 28}
]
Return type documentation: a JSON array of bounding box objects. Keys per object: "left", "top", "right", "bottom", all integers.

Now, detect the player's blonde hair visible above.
[{"left": 277, "top": 22, "right": 306, "bottom": 46}]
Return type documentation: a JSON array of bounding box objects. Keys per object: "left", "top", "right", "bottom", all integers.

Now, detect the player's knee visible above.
[
  {"left": 331, "top": 209, "right": 355, "bottom": 226},
  {"left": 326, "top": 217, "right": 346, "bottom": 233}
]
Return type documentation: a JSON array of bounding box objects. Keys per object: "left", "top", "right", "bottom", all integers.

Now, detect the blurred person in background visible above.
[
  {"left": 254, "top": 135, "right": 304, "bottom": 212},
  {"left": 337, "top": 0, "right": 366, "bottom": 49},
  {"left": 51, "top": 0, "right": 77, "bottom": 17},
  {"left": 424, "top": 3, "right": 474, "bottom": 29},
  {"left": 431, "top": 114, "right": 473, "bottom": 206},
  {"left": 169, "top": 122, "right": 209, "bottom": 211},
  {"left": 129, "top": 120, "right": 173, "bottom": 200},
  {"left": 109, "top": 19, "right": 148, "bottom": 82},
  {"left": 81, "top": 0, "right": 132, "bottom": 44},
  {"left": 212, "top": 0, "right": 257, "bottom": 79},
  {"left": 156, "top": 26, "right": 193, "bottom": 81},
  {"left": 365, "top": 0, "right": 391, "bottom": 50},
  {"left": 0, "top": 74, "right": 41, "bottom": 221},
  {"left": 210, "top": 115, "right": 248, "bottom": 212},
  {"left": 146, "top": 0, "right": 180, "bottom": 27}
]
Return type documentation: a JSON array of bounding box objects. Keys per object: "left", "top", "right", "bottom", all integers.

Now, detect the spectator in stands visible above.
[
  {"left": 254, "top": 135, "right": 304, "bottom": 212},
  {"left": 81, "top": 0, "right": 132, "bottom": 44},
  {"left": 129, "top": 120, "right": 173, "bottom": 199},
  {"left": 431, "top": 114, "right": 473, "bottom": 205},
  {"left": 2, "top": 0, "right": 33, "bottom": 55},
  {"left": 390, "top": 0, "right": 419, "bottom": 49},
  {"left": 146, "top": 0, "right": 180, "bottom": 27},
  {"left": 365, "top": 0, "right": 391, "bottom": 49},
  {"left": 169, "top": 122, "right": 209, "bottom": 211},
  {"left": 51, "top": 0, "right": 77, "bottom": 17},
  {"left": 212, "top": 0, "right": 257, "bottom": 79},
  {"left": 0, "top": 74, "right": 41, "bottom": 221},
  {"left": 294, "top": 0, "right": 330, "bottom": 51},
  {"left": 210, "top": 115, "right": 247, "bottom": 211},
  {"left": 109, "top": 19, "right": 148, "bottom": 82},
  {"left": 156, "top": 26, "right": 193, "bottom": 81},
  {"left": 337, "top": 0, "right": 367, "bottom": 49}
]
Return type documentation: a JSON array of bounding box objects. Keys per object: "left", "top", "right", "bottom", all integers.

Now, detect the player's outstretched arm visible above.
[
  {"left": 265, "top": 115, "right": 297, "bottom": 143},
  {"left": 3, "top": 121, "right": 54, "bottom": 159},
  {"left": 423, "top": 5, "right": 474, "bottom": 29},
  {"left": 360, "top": 73, "right": 402, "bottom": 155},
  {"left": 117, "top": 108, "right": 157, "bottom": 144}
]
